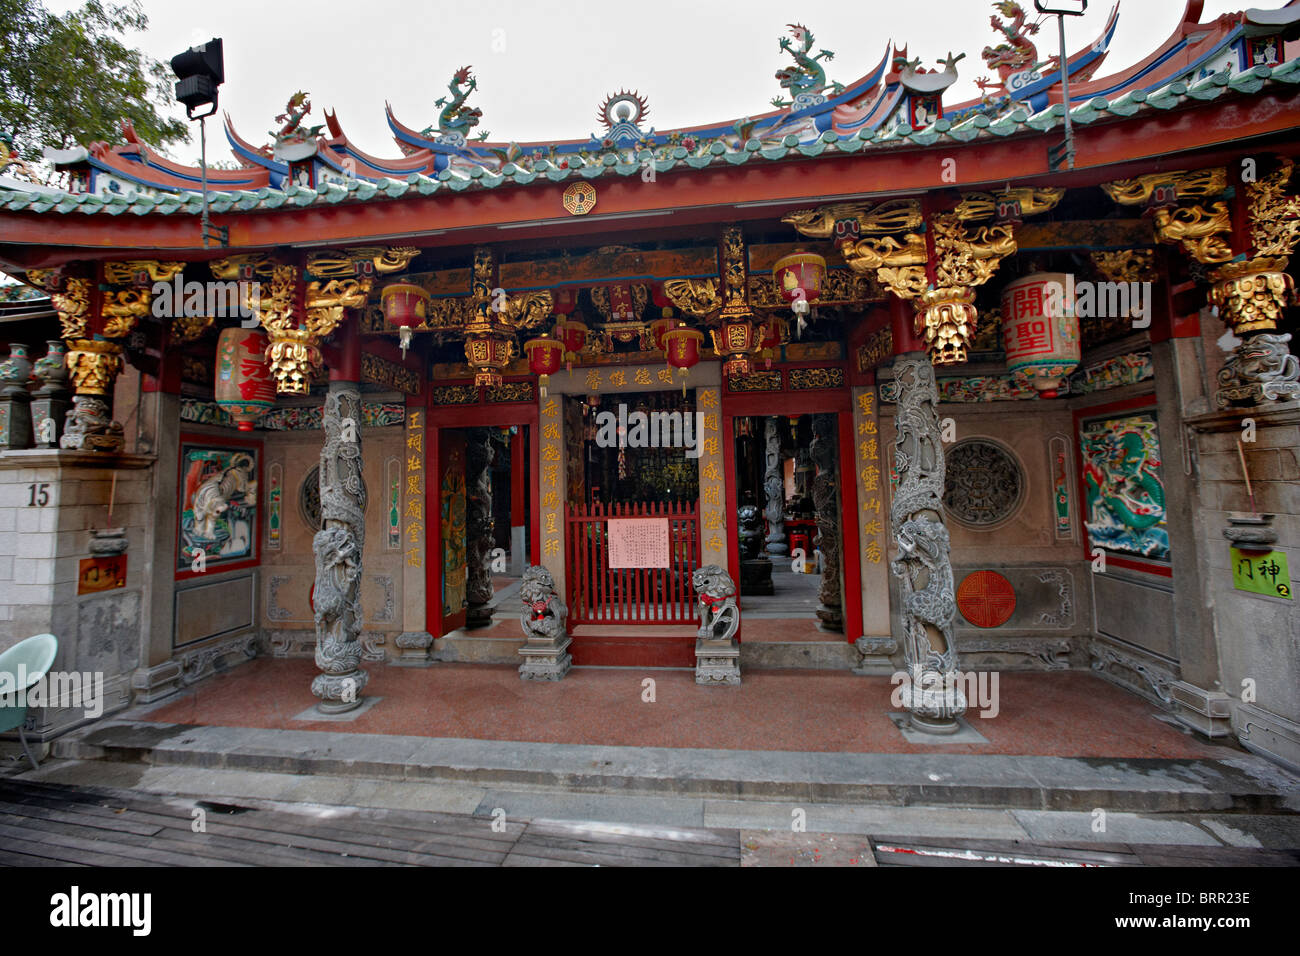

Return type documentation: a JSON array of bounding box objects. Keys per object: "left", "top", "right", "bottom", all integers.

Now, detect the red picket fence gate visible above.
[{"left": 565, "top": 500, "right": 700, "bottom": 624}]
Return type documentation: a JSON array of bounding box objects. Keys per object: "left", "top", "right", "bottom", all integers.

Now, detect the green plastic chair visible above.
[{"left": 0, "top": 634, "right": 59, "bottom": 770}]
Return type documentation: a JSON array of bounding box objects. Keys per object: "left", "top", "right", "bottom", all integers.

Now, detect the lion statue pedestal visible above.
[
  {"left": 693, "top": 564, "right": 741, "bottom": 686},
  {"left": 518, "top": 565, "right": 572, "bottom": 681}
]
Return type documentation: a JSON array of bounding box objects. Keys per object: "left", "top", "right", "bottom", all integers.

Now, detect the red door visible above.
[{"left": 439, "top": 431, "right": 468, "bottom": 634}]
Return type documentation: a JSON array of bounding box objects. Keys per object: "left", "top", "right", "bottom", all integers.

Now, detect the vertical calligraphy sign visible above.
[
  {"left": 539, "top": 394, "right": 566, "bottom": 593},
  {"left": 403, "top": 404, "right": 427, "bottom": 633},
  {"left": 853, "top": 385, "right": 890, "bottom": 639},
  {"left": 697, "top": 387, "right": 727, "bottom": 569}
]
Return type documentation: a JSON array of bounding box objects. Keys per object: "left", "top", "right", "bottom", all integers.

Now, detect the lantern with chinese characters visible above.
[
  {"left": 757, "top": 314, "right": 785, "bottom": 368},
  {"left": 662, "top": 322, "right": 704, "bottom": 396},
  {"left": 555, "top": 317, "right": 588, "bottom": 372},
  {"left": 215, "top": 326, "right": 275, "bottom": 430},
  {"left": 524, "top": 334, "right": 564, "bottom": 396},
  {"left": 464, "top": 308, "right": 516, "bottom": 388},
  {"left": 1000, "top": 272, "right": 1081, "bottom": 398},
  {"left": 772, "top": 251, "right": 826, "bottom": 330},
  {"left": 381, "top": 281, "right": 430, "bottom": 357},
  {"left": 712, "top": 310, "right": 759, "bottom": 378}
]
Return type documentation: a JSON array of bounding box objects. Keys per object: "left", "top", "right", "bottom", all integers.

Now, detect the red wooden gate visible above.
[{"left": 565, "top": 500, "right": 699, "bottom": 624}]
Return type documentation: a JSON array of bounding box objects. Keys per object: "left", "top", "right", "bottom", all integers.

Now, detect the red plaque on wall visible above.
[{"left": 78, "top": 555, "right": 127, "bottom": 595}]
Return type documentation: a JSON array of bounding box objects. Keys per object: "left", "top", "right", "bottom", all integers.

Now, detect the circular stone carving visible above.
[
  {"left": 942, "top": 439, "right": 1024, "bottom": 528},
  {"left": 957, "top": 570, "right": 1017, "bottom": 628},
  {"left": 298, "top": 465, "right": 368, "bottom": 531}
]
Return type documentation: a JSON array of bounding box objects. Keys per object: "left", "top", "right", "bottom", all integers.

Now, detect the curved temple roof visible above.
[{"left": 7, "top": 0, "right": 1300, "bottom": 217}]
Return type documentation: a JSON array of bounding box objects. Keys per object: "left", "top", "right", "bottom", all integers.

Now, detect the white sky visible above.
[{"left": 44, "top": 0, "right": 1261, "bottom": 164}]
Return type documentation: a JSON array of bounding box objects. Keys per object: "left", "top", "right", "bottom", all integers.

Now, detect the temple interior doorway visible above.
[{"left": 733, "top": 413, "right": 845, "bottom": 630}]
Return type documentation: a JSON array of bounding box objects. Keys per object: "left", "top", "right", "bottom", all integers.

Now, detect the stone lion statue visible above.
[
  {"left": 1217, "top": 332, "right": 1300, "bottom": 408},
  {"left": 520, "top": 565, "right": 566, "bottom": 643},
  {"left": 692, "top": 564, "right": 738, "bottom": 642},
  {"left": 60, "top": 396, "right": 124, "bottom": 452}
]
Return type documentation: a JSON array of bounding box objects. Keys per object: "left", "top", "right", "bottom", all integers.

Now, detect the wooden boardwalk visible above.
[
  {"left": 1, "top": 778, "right": 1296, "bottom": 867},
  {"left": 0, "top": 778, "right": 739, "bottom": 867}
]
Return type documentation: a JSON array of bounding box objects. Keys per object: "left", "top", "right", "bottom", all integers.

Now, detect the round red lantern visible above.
[
  {"left": 651, "top": 283, "right": 674, "bottom": 310},
  {"left": 663, "top": 323, "right": 704, "bottom": 396},
  {"left": 381, "top": 281, "right": 430, "bottom": 357},
  {"left": 713, "top": 310, "right": 759, "bottom": 378},
  {"left": 524, "top": 334, "right": 564, "bottom": 396},
  {"left": 555, "top": 317, "right": 588, "bottom": 372},
  {"left": 772, "top": 251, "right": 827, "bottom": 318},
  {"left": 1000, "top": 272, "right": 1081, "bottom": 398},
  {"left": 649, "top": 308, "right": 675, "bottom": 354},
  {"left": 215, "top": 326, "right": 275, "bottom": 431}
]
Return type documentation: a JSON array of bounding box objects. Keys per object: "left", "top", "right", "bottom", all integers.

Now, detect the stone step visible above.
[{"left": 51, "top": 719, "right": 1300, "bottom": 813}]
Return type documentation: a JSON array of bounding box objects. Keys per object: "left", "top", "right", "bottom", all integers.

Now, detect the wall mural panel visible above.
[
  {"left": 178, "top": 443, "right": 259, "bottom": 572},
  {"left": 1079, "top": 412, "right": 1169, "bottom": 561}
]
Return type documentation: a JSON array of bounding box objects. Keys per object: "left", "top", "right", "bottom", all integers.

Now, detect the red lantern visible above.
[
  {"left": 524, "top": 334, "right": 564, "bottom": 396},
  {"left": 555, "top": 318, "right": 588, "bottom": 372},
  {"left": 381, "top": 282, "right": 430, "bottom": 357},
  {"left": 758, "top": 314, "right": 785, "bottom": 368},
  {"left": 552, "top": 287, "right": 578, "bottom": 315},
  {"left": 215, "top": 327, "right": 275, "bottom": 431},
  {"left": 772, "top": 251, "right": 827, "bottom": 326},
  {"left": 1000, "top": 273, "right": 1081, "bottom": 397},
  {"left": 663, "top": 323, "right": 704, "bottom": 396},
  {"left": 651, "top": 283, "right": 674, "bottom": 310},
  {"left": 649, "top": 308, "right": 675, "bottom": 354},
  {"left": 713, "top": 310, "right": 759, "bottom": 378}
]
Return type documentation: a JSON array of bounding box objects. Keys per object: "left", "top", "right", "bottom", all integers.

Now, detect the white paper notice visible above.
[{"left": 607, "top": 518, "right": 671, "bottom": 569}]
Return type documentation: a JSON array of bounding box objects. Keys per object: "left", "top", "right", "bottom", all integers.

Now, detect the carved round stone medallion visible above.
[
  {"left": 957, "top": 570, "right": 1017, "bottom": 628},
  {"left": 942, "top": 439, "right": 1024, "bottom": 528},
  {"left": 299, "top": 465, "right": 368, "bottom": 531}
]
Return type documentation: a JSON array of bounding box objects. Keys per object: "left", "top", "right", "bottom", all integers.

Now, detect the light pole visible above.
[
  {"left": 170, "top": 39, "right": 226, "bottom": 247},
  {"left": 1036, "top": 1, "right": 1087, "bottom": 171}
]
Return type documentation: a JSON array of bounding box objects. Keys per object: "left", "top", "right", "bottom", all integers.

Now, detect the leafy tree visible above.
[{"left": 0, "top": 0, "right": 188, "bottom": 163}]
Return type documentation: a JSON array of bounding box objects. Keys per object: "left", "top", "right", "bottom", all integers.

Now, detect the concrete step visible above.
[{"left": 50, "top": 719, "right": 1300, "bottom": 813}]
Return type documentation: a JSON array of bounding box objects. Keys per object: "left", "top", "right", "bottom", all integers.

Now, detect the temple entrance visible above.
[
  {"left": 563, "top": 388, "right": 703, "bottom": 665},
  {"left": 732, "top": 413, "right": 846, "bottom": 631}
]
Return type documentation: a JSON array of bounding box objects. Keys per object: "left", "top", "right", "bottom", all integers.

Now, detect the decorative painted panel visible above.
[
  {"left": 1048, "top": 435, "right": 1072, "bottom": 540},
  {"left": 267, "top": 462, "right": 283, "bottom": 550},
  {"left": 178, "top": 443, "right": 258, "bottom": 571},
  {"left": 387, "top": 457, "right": 401, "bottom": 550},
  {"left": 1079, "top": 412, "right": 1169, "bottom": 561}
]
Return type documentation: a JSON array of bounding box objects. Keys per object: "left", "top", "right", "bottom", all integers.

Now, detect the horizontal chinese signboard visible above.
[{"left": 607, "top": 518, "right": 670, "bottom": 569}]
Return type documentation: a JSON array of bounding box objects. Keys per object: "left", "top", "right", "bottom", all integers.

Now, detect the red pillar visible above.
[
  {"left": 510, "top": 425, "right": 526, "bottom": 569},
  {"left": 889, "top": 293, "right": 927, "bottom": 356}
]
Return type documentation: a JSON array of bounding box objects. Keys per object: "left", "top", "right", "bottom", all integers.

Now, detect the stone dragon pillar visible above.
[
  {"left": 464, "top": 427, "right": 497, "bottom": 628},
  {"left": 310, "top": 369, "right": 370, "bottom": 712},
  {"left": 762, "top": 416, "right": 787, "bottom": 556},
  {"left": 890, "top": 353, "right": 965, "bottom": 732},
  {"left": 811, "top": 413, "right": 842, "bottom": 632}
]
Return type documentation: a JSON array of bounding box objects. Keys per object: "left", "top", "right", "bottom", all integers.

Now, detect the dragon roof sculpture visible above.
[{"left": 18, "top": 2, "right": 1298, "bottom": 204}]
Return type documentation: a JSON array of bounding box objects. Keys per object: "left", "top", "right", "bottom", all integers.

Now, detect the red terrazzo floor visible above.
[{"left": 133, "top": 658, "right": 1226, "bottom": 758}]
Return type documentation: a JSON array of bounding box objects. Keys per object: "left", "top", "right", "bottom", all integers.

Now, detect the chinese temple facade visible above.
[{"left": 1, "top": 3, "right": 1299, "bottom": 763}]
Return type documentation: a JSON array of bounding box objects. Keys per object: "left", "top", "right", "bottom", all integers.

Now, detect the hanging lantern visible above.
[
  {"left": 757, "top": 314, "right": 785, "bottom": 369},
  {"left": 1000, "top": 273, "right": 1081, "bottom": 397},
  {"left": 662, "top": 322, "right": 704, "bottom": 396},
  {"left": 215, "top": 327, "right": 276, "bottom": 429},
  {"left": 381, "top": 281, "right": 430, "bottom": 358},
  {"left": 464, "top": 307, "right": 516, "bottom": 388},
  {"left": 552, "top": 287, "right": 578, "bottom": 315},
  {"left": 649, "top": 308, "right": 675, "bottom": 354},
  {"left": 524, "top": 334, "right": 564, "bottom": 396},
  {"left": 772, "top": 250, "right": 827, "bottom": 335},
  {"left": 555, "top": 317, "right": 588, "bottom": 372},
  {"left": 712, "top": 310, "right": 759, "bottom": 378}
]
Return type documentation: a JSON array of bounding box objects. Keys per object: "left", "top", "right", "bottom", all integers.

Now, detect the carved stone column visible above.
[
  {"left": 762, "top": 416, "right": 787, "bottom": 556},
  {"left": 890, "top": 354, "right": 965, "bottom": 733},
  {"left": 464, "top": 427, "right": 496, "bottom": 629},
  {"left": 310, "top": 383, "right": 370, "bottom": 713},
  {"left": 811, "top": 413, "right": 842, "bottom": 632}
]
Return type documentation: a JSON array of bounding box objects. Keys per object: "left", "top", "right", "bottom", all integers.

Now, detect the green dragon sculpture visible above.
[
  {"left": 423, "top": 66, "right": 488, "bottom": 143},
  {"left": 772, "top": 23, "right": 843, "bottom": 108}
]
